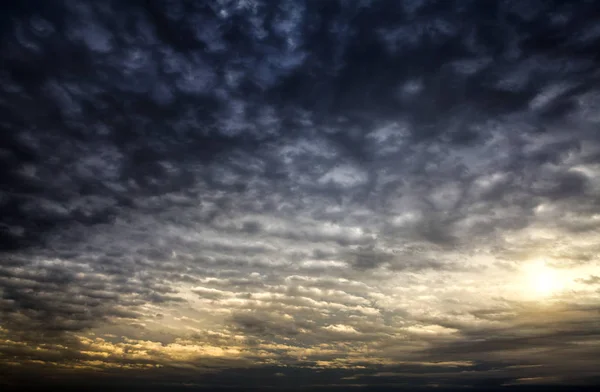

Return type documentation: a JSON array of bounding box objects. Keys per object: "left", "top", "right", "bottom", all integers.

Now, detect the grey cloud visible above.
[
  {"left": 2, "top": 0, "right": 600, "bottom": 389},
  {"left": 230, "top": 311, "right": 305, "bottom": 338},
  {"left": 577, "top": 275, "right": 600, "bottom": 285}
]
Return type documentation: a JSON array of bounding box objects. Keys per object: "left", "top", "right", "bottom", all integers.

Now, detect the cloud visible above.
[
  {"left": 1, "top": 0, "right": 600, "bottom": 389},
  {"left": 577, "top": 275, "right": 600, "bottom": 285}
]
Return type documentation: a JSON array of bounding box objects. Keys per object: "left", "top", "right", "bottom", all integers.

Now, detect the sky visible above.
[{"left": 1, "top": 0, "right": 600, "bottom": 391}]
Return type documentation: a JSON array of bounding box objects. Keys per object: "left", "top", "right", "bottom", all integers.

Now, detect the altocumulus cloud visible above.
[{"left": 1, "top": 0, "right": 600, "bottom": 391}]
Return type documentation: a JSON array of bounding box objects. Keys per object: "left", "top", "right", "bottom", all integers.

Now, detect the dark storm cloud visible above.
[
  {"left": 410, "top": 302, "right": 600, "bottom": 386},
  {"left": 2, "top": 0, "right": 600, "bottom": 389},
  {"left": 3, "top": 0, "right": 600, "bottom": 250}
]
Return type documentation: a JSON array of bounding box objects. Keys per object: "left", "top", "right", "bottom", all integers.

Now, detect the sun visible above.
[
  {"left": 532, "top": 268, "right": 559, "bottom": 295},
  {"left": 523, "top": 260, "right": 563, "bottom": 297}
]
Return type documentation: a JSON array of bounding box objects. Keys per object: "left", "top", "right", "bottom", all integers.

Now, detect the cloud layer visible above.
[{"left": 1, "top": 0, "right": 600, "bottom": 390}]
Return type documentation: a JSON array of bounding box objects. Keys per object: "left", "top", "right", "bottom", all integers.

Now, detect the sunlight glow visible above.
[
  {"left": 532, "top": 268, "right": 559, "bottom": 295},
  {"left": 524, "top": 260, "right": 563, "bottom": 297}
]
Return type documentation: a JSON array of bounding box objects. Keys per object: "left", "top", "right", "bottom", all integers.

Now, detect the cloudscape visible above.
[{"left": 1, "top": 1, "right": 600, "bottom": 391}]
